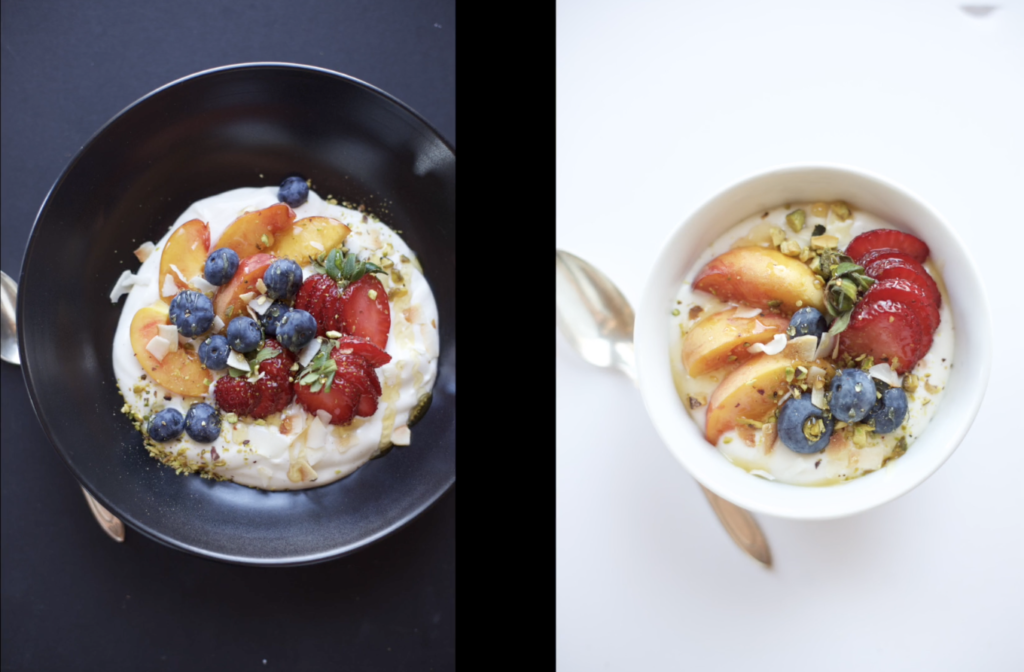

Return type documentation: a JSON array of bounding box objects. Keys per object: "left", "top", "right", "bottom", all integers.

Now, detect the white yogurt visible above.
[
  {"left": 113, "top": 187, "right": 440, "bottom": 490},
  {"left": 670, "top": 203, "right": 953, "bottom": 486}
]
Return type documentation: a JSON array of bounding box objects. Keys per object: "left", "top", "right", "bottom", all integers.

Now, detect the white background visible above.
[{"left": 556, "top": 2, "right": 1024, "bottom": 670}]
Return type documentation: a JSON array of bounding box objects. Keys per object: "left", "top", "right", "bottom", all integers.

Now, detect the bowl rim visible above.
[
  {"left": 635, "top": 163, "right": 991, "bottom": 519},
  {"left": 17, "top": 63, "right": 455, "bottom": 565}
]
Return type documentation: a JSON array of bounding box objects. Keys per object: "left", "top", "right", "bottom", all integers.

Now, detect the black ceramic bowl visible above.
[{"left": 17, "top": 63, "right": 456, "bottom": 566}]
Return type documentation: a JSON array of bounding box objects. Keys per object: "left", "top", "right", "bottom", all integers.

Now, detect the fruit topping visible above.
[
  {"left": 184, "top": 403, "right": 221, "bottom": 442},
  {"left": 692, "top": 247, "right": 826, "bottom": 316},
  {"left": 705, "top": 351, "right": 805, "bottom": 444},
  {"left": 334, "top": 335, "right": 393, "bottom": 368},
  {"left": 838, "top": 298, "right": 926, "bottom": 374},
  {"left": 215, "top": 376, "right": 259, "bottom": 416},
  {"left": 778, "top": 395, "right": 834, "bottom": 454},
  {"left": 682, "top": 307, "right": 789, "bottom": 377},
  {"left": 860, "top": 278, "right": 939, "bottom": 334},
  {"left": 276, "top": 309, "right": 318, "bottom": 351},
  {"left": 226, "top": 316, "right": 264, "bottom": 353},
  {"left": 295, "top": 375, "right": 361, "bottom": 426},
  {"left": 212, "top": 204, "right": 295, "bottom": 259},
  {"left": 787, "top": 307, "right": 827, "bottom": 343},
  {"left": 130, "top": 303, "right": 211, "bottom": 396},
  {"left": 148, "top": 408, "right": 185, "bottom": 442},
  {"left": 863, "top": 255, "right": 940, "bottom": 308},
  {"left": 866, "top": 386, "right": 909, "bottom": 434},
  {"left": 259, "top": 302, "right": 292, "bottom": 338},
  {"left": 159, "top": 219, "right": 211, "bottom": 304},
  {"left": 828, "top": 368, "right": 877, "bottom": 423},
  {"left": 341, "top": 275, "right": 391, "bottom": 349},
  {"left": 213, "top": 340, "right": 296, "bottom": 419},
  {"left": 213, "top": 253, "right": 276, "bottom": 325},
  {"left": 169, "top": 290, "right": 215, "bottom": 337},
  {"left": 332, "top": 353, "right": 380, "bottom": 417},
  {"left": 278, "top": 176, "right": 310, "bottom": 208},
  {"left": 204, "top": 248, "right": 240, "bottom": 286},
  {"left": 270, "top": 217, "right": 351, "bottom": 264},
  {"left": 263, "top": 259, "right": 304, "bottom": 302},
  {"left": 295, "top": 274, "right": 345, "bottom": 336},
  {"left": 845, "top": 229, "right": 929, "bottom": 264},
  {"left": 198, "top": 334, "right": 231, "bottom": 370}
]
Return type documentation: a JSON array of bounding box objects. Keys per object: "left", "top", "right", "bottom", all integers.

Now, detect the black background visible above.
[{"left": 0, "top": 1, "right": 455, "bottom": 670}]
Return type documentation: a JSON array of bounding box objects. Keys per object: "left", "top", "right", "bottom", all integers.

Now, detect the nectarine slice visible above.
[
  {"left": 705, "top": 352, "right": 795, "bottom": 445},
  {"left": 213, "top": 253, "right": 276, "bottom": 325},
  {"left": 130, "top": 303, "right": 210, "bottom": 397},
  {"left": 212, "top": 204, "right": 295, "bottom": 259},
  {"left": 270, "top": 217, "right": 351, "bottom": 263},
  {"left": 692, "top": 247, "right": 826, "bottom": 316},
  {"left": 682, "top": 308, "right": 790, "bottom": 377},
  {"left": 159, "top": 219, "right": 210, "bottom": 304}
]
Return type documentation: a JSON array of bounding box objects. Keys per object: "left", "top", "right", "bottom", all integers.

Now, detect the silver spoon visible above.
[
  {"left": 556, "top": 250, "right": 772, "bottom": 567},
  {"left": 1, "top": 270, "right": 126, "bottom": 543}
]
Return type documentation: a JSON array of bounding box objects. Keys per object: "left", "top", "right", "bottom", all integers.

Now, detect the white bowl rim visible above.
[{"left": 635, "top": 163, "right": 992, "bottom": 519}]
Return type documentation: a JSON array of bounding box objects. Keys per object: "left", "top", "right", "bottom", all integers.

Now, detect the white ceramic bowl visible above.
[{"left": 635, "top": 165, "right": 991, "bottom": 519}]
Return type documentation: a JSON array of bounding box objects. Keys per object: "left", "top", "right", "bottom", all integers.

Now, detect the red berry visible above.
[
  {"left": 294, "top": 376, "right": 361, "bottom": 425},
  {"left": 215, "top": 377, "right": 257, "bottom": 416},
  {"left": 839, "top": 298, "right": 928, "bottom": 374},
  {"left": 861, "top": 278, "right": 940, "bottom": 334},
  {"left": 863, "top": 255, "right": 941, "bottom": 308},
  {"left": 334, "top": 335, "right": 392, "bottom": 368},
  {"left": 846, "top": 229, "right": 929, "bottom": 264},
  {"left": 356, "top": 394, "right": 379, "bottom": 418},
  {"left": 333, "top": 353, "right": 382, "bottom": 418},
  {"left": 341, "top": 275, "right": 390, "bottom": 349},
  {"left": 295, "top": 274, "right": 345, "bottom": 336}
]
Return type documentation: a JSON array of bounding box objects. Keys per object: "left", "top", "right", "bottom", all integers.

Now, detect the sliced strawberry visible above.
[
  {"left": 861, "top": 278, "right": 940, "bottom": 334},
  {"left": 332, "top": 353, "right": 380, "bottom": 418},
  {"left": 857, "top": 248, "right": 904, "bottom": 268},
  {"left": 846, "top": 229, "right": 929, "bottom": 264},
  {"left": 341, "top": 275, "right": 390, "bottom": 349},
  {"left": 839, "top": 298, "right": 928, "bottom": 374},
  {"left": 334, "top": 335, "right": 392, "bottom": 368},
  {"left": 215, "top": 376, "right": 258, "bottom": 416},
  {"left": 864, "top": 255, "right": 941, "bottom": 308},
  {"left": 294, "top": 376, "right": 361, "bottom": 425},
  {"left": 356, "top": 394, "right": 379, "bottom": 418},
  {"left": 295, "top": 274, "right": 345, "bottom": 336}
]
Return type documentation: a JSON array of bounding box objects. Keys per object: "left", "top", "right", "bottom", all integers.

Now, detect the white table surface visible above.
[{"left": 556, "top": 2, "right": 1024, "bottom": 670}]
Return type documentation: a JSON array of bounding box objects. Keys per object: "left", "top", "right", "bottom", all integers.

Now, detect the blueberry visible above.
[
  {"left": 867, "top": 387, "right": 908, "bottom": 434},
  {"left": 788, "top": 307, "right": 827, "bottom": 342},
  {"left": 260, "top": 302, "right": 292, "bottom": 338},
  {"left": 148, "top": 408, "right": 185, "bottom": 442},
  {"left": 184, "top": 403, "right": 221, "bottom": 443},
  {"left": 828, "top": 368, "right": 877, "bottom": 423},
  {"left": 778, "top": 396, "right": 834, "bottom": 454},
  {"left": 276, "top": 309, "right": 317, "bottom": 351},
  {"left": 204, "top": 248, "right": 240, "bottom": 286},
  {"left": 226, "top": 316, "right": 263, "bottom": 353},
  {"left": 169, "top": 290, "right": 215, "bottom": 337},
  {"left": 263, "top": 259, "right": 304, "bottom": 302},
  {"left": 198, "top": 334, "right": 230, "bottom": 370},
  {"left": 278, "top": 176, "right": 309, "bottom": 208}
]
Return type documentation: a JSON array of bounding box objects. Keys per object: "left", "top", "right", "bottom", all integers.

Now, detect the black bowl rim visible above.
[{"left": 17, "top": 62, "right": 455, "bottom": 566}]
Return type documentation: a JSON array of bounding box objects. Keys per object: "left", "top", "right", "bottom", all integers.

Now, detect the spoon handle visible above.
[
  {"left": 82, "top": 488, "right": 126, "bottom": 543},
  {"left": 699, "top": 485, "right": 772, "bottom": 567}
]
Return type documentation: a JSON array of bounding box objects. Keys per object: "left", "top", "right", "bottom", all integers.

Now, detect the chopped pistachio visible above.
[
  {"left": 796, "top": 366, "right": 808, "bottom": 379},
  {"left": 767, "top": 299, "right": 782, "bottom": 312},
  {"left": 723, "top": 437, "right": 733, "bottom": 444},
  {"left": 811, "top": 202, "right": 830, "bottom": 218},
  {"left": 860, "top": 356, "right": 875, "bottom": 371},
  {"left": 809, "top": 256, "right": 822, "bottom": 273},
  {"left": 902, "top": 374, "right": 920, "bottom": 393},
  {"left": 852, "top": 424, "right": 869, "bottom": 447},
  {"left": 688, "top": 393, "right": 707, "bottom": 409},
  {"left": 368, "top": 289, "right": 378, "bottom": 301},
  {"left": 785, "top": 366, "right": 795, "bottom": 383},
  {"left": 831, "top": 201, "right": 852, "bottom": 221},
  {"left": 739, "top": 418, "right": 763, "bottom": 429},
  {"left": 785, "top": 209, "right": 806, "bottom": 233},
  {"left": 791, "top": 387, "right": 802, "bottom": 399},
  {"left": 688, "top": 305, "right": 704, "bottom": 321},
  {"left": 924, "top": 380, "right": 942, "bottom": 394},
  {"left": 769, "top": 227, "right": 786, "bottom": 248},
  {"left": 811, "top": 234, "right": 840, "bottom": 250},
  {"left": 780, "top": 240, "right": 802, "bottom": 256},
  {"left": 671, "top": 308, "right": 680, "bottom": 316}
]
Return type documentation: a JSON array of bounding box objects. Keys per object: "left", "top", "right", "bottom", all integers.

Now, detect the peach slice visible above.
[
  {"left": 130, "top": 303, "right": 210, "bottom": 397},
  {"left": 682, "top": 308, "right": 790, "bottom": 377},
  {"left": 212, "top": 204, "right": 296, "bottom": 259},
  {"left": 692, "top": 247, "right": 826, "bottom": 316},
  {"left": 213, "top": 253, "right": 276, "bottom": 324},
  {"left": 270, "top": 217, "right": 351, "bottom": 263},
  {"left": 159, "top": 219, "right": 210, "bottom": 304}
]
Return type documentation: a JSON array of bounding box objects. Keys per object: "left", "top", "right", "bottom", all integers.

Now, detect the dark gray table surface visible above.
[{"left": 0, "top": 1, "right": 455, "bottom": 670}]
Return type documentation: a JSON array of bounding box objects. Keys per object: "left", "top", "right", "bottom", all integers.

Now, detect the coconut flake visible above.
[
  {"left": 814, "top": 332, "right": 835, "bottom": 360},
  {"left": 134, "top": 241, "right": 156, "bottom": 263},
  {"left": 784, "top": 335, "right": 817, "bottom": 362},
  {"left": 161, "top": 274, "right": 179, "bottom": 298},
  {"left": 256, "top": 279, "right": 268, "bottom": 295},
  {"left": 157, "top": 325, "right": 179, "bottom": 353},
  {"left": 249, "top": 297, "right": 273, "bottom": 316},
  {"left": 811, "top": 384, "right": 826, "bottom": 409},
  {"left": 306, "top": 417, "right": 327, "bottom": 448},
  {"left": 869, "top": 362, "right": 901, "bottom": 388},
  {"left": 752, "top": 320, "right": 768, "bottom": 334},
  {"left": 109, "top": 271, "right": 138, "bottom": 303},
  {"left": 310, "top": 241, "right": 325, "bottom": 252},
  {"left": 733, "top": 306, "right": 762, "bottom": 319},
  {"left": 392, "top": 425, "right": 411, "bottom": 446},
  {"left": 832, "top": 334, "right": 841, "bottom": 360},
  {"left": 747, "top": 333, "right": 788, "bottom": 356},
  {"left": 238, "top": 291, "right": 256, "bottom": 303},
  {"left": 169, "top": 264, "right": 188, "bottom": 284},
  {"left": 191, "top": 276, "right": 218, "bottom": 294},
  {"left": 302, "top": 266, "right": 317, "bottom": 281},
  {"left": 227, "top": 350, "right": 250, "bottom": 371},
  {"left": 777, "top": 390, "right": 793, "bottom": 406},
  {"left": 212, "top": 316, "right": 225, "bottom": 332},
  {"left": 316, "top": 410, "right": 333, "bottom": 426},
  {"left": 146, "top": 336, "right": 171, "bottom": 362},
  {"left": 298, "top": 338, "right": 322, "bottom": 367}
]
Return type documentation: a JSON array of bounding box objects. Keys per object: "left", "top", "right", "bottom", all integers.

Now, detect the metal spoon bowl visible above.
[{"left": 556, "top": 250, "right": 771, "bottom": 567}]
